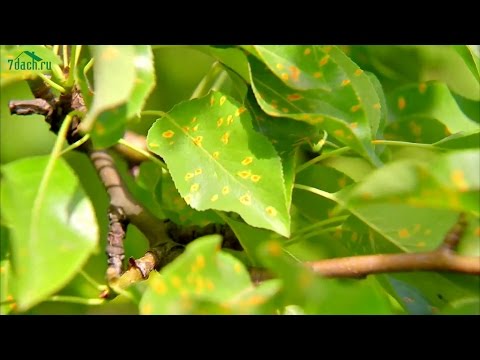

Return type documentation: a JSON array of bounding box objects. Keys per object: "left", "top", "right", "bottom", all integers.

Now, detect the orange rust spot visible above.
[
  {"left": 141, "top": 303, "right": 153, "bottom": 315},
  {"left": 221, "top": 132, "right": 230, "bottom": 145},
  {"left": 217, "top": 117, "right": 224, "bottom": 127},
  {"left": 251, "top": 174, "right": 261, "bottom": 182},
  {"left": 281, "top": 73, "right": 289, "bottom": 81},
  {"left": 350, "top": 104, "right": 361, "bottom": 113},
  {"left": 451, "top": 170, "right": 469, "bottom": 192},
  {"left": 338, "top": 177, "right": 347, "bottom": 188},
  {"left": 313, "top": 72, "right": 323, "bottom": 78},
  {"left": 267, "top": 241, "right": 282, "bottom": 256},
  {"left": 409, "top": 121, "right": 422, "bottom": 137},
  {"left": 193, "top": 136, "right": 203, "bottom": 146},
  {"left": 398, "top": 229, "right": 410, "bottom": 238},
  {"left": 182, "top": 126, "right": 190, "bottom": 132},
  {"left": 398, "top": 96, "right": 406, "bottom": 110},
  {"left": 196, "top": 255, "right": 205, "bottom": 269},
  {"left": 95, "top": 123, "right": 105, "bottom": 135},
  {"left": 235, "top": 107, "right": 246, "bottom": 117},
  {"left": 354, "top": 69, "right": 364, "bottom": 76},
  {"left": 341, "top": 79, "right": 351, "bottom": 86},
  {"left": 237, "top": 170, "right": 251, "bottom": 179},
  {"left": 304, "top": 48, "right": 312, "bottom": 55},
  {"left": 242, "top": 156, "right": 253, "bottom": 165},
  {"left": 418, "top": 83, "right": 427, "bottom": 94},
  {"left": 210, "top": 95, "right": 215, "bottom": 106},
  {"left": 226, "top": 115, "right": 234, "bottom": 125},
  {"left": 192, "top": 124, "right": 199, "bottom": 132},
  {"left": 265, "top": 206, "right": 277, "bottom": 217},
  {"left": 162, "top": 130, "right": 174, "bottom": 138},
  {"left": 319, "top": 55, "right": 330, "bottom": 66},
  {"left": 361, "top": 192, "right": 372, "bottom": 200},
  {"left": 245, "top": 295, "right": 266, "bottom": 306},
  {"left": 334, "top": 129, "right": 345, "bottom": 137},
  {"left": 289, "top": 65, "right": 300, "bottom": 81},
  {"left": 276, "top": 63, "right": 284, "bottom": 70},
  {"left": 206, "top": 279, "right": 215, "bottom": 290},
  {"left": 349, "top": 122, "right": 358, "bottom": 129},
  {"left": 323, "top": 46, "right": 332, "bottom": 53},
  {"left": 239, "top": 193, "right": 252, "bottom": 205},
  {"left": 474, "top": 227, "right": 480, "bottom": 237},
  {"left": 6, "top": 294, "right": 14, "bottom": 302},
  {"left": 287, "top": 93, "right": 302, "bottom": 101},
  {"left": 301, "top": 114, "right": 311, "bottom": 120},
  {"left": 212, "top": 151, "right": 220, "bottom": 159}
]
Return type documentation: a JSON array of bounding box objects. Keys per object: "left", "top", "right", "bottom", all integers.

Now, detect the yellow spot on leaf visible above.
[
  {"left": 221, "top": 132, "right": 230, "bottom": 145},
  {"left": 242, "top": 156, "right": 253, "bottom": 165},
  {"left": 101, "top": 46, "right": 120, "bottom": 60},
  {"left": 234, "top": 263, "right": 242, "bottom": 274},
  {"left": 409, "top": 121, "right": 422, "bottom": 137},
  {"left": 350, "top": 104, "right": 361, "bottom": 113},
  {"left": 398, "top": 96, "right": 406, "bottom": 110},
  {"left": 222, "top": 186, "right": 230, "bottom": 195},
  {"left": 451, "top": 170, "right": 468, "bottom": 192},
  {"left": 210, "top": 95, "right": 215, "bottom": 106},
  {"left": 149, "top": 142, "right": 159, "bottom": 148},
  {"left": 334, "top": 129, "right": 345, "bottom": 137},
  {"left": 194, "top": 168, "right": 203, "bottom": 176},
  {"left": 239, "top": 193, "right": 252, "bottom": 205},
  {"left": 341, "top": 79, "right": 351, "bottom": 86},
  {"left": 191, "top": 117, "right": 197, "bottom": 123},
  {"left": 287, "top": 93, "right": 302, "bottom": 101},
  {"left": 311, "top": 116, "right": 324, "bottom": 124},
  {"left": 141, "top": 303, "right": 153, "bottom": 315},
  {"left": 227, "top": 115, "right": 234, "bottom": 125},
  {"left": 182, "top": 126, "right": 190, "bottom": 132},
  {"left": 206, "top": 279, "right": 215, "bottom": 290},
  {"left": 304, "top": 48, "right": 312, "bottom": 55},
  {"left": 95, "top": 123, "right": 105, "bottom": 135},
  {"left": 313, "top": 72, "right": 323, "bottom": 78},
  {"left": 424, "top": 229, "right": 432, "bottom": 236},
  {"left": 193, "top": 136, "right": 203, "bottom": 146},
  {"left": 162, "top": 130, "right": 174, "bottom": 138},
  {"left": 265, "top": 206, "right": 277, "bottom": 217},
  {"left": 276, "top": 63, "right": 284, "bottom": 70},
  {"left": 211, "top": 194, "right": 219, "bottom": 202},
  {"left": 349, "top": 122, "right": 358, "bottom": 129},
  {"left": 184, "top": 195, "right": 192, "bottom": 205},
  {"left": 217, "top": 117, "right": 224, "bottom": 127},
  {"left": 289, "top": 65, "right": 300, "bottom": 81},
  {"left": 354, "top": 69, "right": 364, "bottom": 76},
  {"left": 196, "top": 255, "right": 205, "bottom": 269},
  {"left": 418, "top": 83, "right": 427, "bottom": 94},
  {"left": 237, "top": 170, "right": 251, "bottom": 179},
  {"left": 193, "top": 124, "right": 199, "bottom": 132},
  {"left": 319, "top": 55, "right": 330, "bottom": 66},
  {"left": 212, "top": 151, "right": 220, "bottom": 159},
  {"left": 398, "top": 229, "right": 410, "bottom": 238},
  {"left": 281, "top": 73, "right": 289, "bottom": 81},
  {"left": 235, "top": 107, "right": 246, "bottom": 117},
  {"left": 282, "top": 108, "right": 289, "bottom": 113},
  {"left": 153, "top": 279, "right": 167, "bottom": 294},
  {"left": 219, "top": 96, "right": 227, "bottom": 106},
  {"left": 373, "top": 103, "right": 381, "bottom": 110},
  {"left": 185, "top": 172, "right": 194, "bottom": 181},
  {"left": 251, "top": 174, "right": 261, "bottom": 182},
  {"left": 267, "top": 241, "right": 282, "bottom": 256},
  {"left": 245, "top": 295, "right": 265, "bottom": 306},
  {"left": 171, "top": 276, "right": 182, "bottom": 288},
  {"left": 190, "top": 183, "right": 200, "bottom": 193},
  {"left": 416, "top": 242, "right": 426, "bottom": 248}
]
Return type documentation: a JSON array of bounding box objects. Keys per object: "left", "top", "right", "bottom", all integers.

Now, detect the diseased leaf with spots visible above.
[
  {"left": 434, "top": 129, "right": 480, "bottom": 150},
  {"left": 387, "top": 81, "right": 479, "bottom": 134},
  {"left": 248, "top": 49, "right": 382, "bottom": 166},
  {"left": 139, "top": 235, "right": 280, "bottom": 314},
  {"left": 0, "top": 156, "right": 99, "bottom": 311},
  {"left": 0, "top": 45, "right": 62, "bottom": 87},
  {"left": 384, "top": 116, "right": 452, "bottom": 144},
  {"left": 147, "top": 91, "right": 290, "bottom": 237},
  {"left": 83, "top": 45, "right": 155, "bottom": 148}
]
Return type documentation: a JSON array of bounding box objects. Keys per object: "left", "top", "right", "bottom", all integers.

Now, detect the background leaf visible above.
[
  {"left": 147, "top": 91, "right": 290, "bottom": 236},
  {"left": 0, "top": 156, "right": 99, "bottom": 311}
]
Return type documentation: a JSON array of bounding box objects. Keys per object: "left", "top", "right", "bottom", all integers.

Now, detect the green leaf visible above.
[
  {"left": 146, "top": 91, "right": 290, "bottom": 237},
  {"left": 343, "top": 150, "right": 480, "bottom": 215},
  {"left": 387, "top": 81, "right": 479, "bottom": 133},
  {"left": 139, "top": 235, "right": 280, "bottom": 314},
  {"left": 83, "top": 46, "right": 155, "bottom": 148},
  {"left": 248, "top": 49, "right": 382, "bottom": 166},
  {"left": 434, "top": 130, "right": 480, "bottom": 150},
  {"left": 0, "top": 45, "right": 62, "bottom": 87},
  {"left": 454, "top": 45, "right": 480, "bottom": 83},
  {"left": 0, "top": 156, "right": 98, "bottom": 311},
  {"left": 384, "top": 116, "right": 451, "bottom": 144}
]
